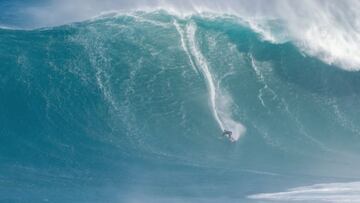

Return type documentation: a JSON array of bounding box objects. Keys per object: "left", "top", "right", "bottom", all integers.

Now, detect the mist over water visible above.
[{"left": 1, "top": 1, "right": 360, "bottom": 203}]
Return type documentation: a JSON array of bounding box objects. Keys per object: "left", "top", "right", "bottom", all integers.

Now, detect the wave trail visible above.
[
  {"left": 249, "top": 54, "right": 278, "bottom": 108},
  {"left": 173, "top": 20, "right": 198, "bottom": 73},
  {"left": 184, "top": 21, "right": 246, "bottom": 141}
]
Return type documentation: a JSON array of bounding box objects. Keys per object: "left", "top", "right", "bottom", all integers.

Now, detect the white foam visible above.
[
  {"left": 186, "top": 22, "right": 223, "bottom": 129},
  {"left": 242, "top": 1, "right": 360, "bottom": 71},
  {"left": 185, "top": 21, "right": 246, "bottom": 141},
  {"left": 248, "top": 182, "right": 360, "bottom": 202},
  {"left": 17, "top": 1, "right": 360, "bottom": 70},
  {"left": 72, "top": 31, "right": 120, "bottom": 111},
  {"left": 0, "top": 24, "right": 22, "bottom": 30},
  {"left": 249, "top": 54, "right": 278, "bottom": 108},
  {"left": 276, "top": 1, "right": 360, "bottom": 71},
  {"left": 246, "top": 19, "right": 286, "bottom": 44},
  {"left": 173, "top": 20, "right": 198, "bottom": 73}
]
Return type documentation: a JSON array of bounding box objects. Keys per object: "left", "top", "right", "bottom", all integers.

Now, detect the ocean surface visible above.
[{"left": 2, "top": 10, "right": 360, "bottom": 202}]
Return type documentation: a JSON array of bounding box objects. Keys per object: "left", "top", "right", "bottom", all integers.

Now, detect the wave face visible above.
[{"left": 2, "top": 11, "right": 360, "bottom": 202}]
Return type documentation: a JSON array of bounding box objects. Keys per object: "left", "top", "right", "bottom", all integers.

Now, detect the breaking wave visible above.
[{"left": 1, "top": 10, "right": 360, "bottom": 202}]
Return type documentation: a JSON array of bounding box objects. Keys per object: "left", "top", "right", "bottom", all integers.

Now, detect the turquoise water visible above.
[{"left": 1, "top": 11, "right": 360, "bottom": 202}]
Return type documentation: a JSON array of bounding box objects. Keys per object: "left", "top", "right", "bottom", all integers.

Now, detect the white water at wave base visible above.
[
  {"left": 248, "top": 182, "right": 360, "bottom": 203},
  {"left": 175, "top": 21, "right": 246, "bottom": 141}
]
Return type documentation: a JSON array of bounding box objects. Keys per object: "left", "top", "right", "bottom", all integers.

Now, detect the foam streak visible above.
[{"left": 185, "top": 21, "right": 245, "bottom": 141}]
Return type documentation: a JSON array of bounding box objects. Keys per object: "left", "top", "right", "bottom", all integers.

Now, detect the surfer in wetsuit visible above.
[
  {"left": 221, "top": 129, "right": 237, "bottom": 142},
  {"left": 223, "top": 130, "right": 232, "bottom": 137},
  {"left": 223, "top": 130, "right": 236, "bottom": 142}
]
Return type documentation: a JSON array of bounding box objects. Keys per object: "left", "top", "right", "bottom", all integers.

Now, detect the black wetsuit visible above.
[{"left": 223, "top": 130, "right": 232, "bottom": 136}]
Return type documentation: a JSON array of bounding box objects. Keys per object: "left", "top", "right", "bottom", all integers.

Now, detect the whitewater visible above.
[{"left": 1, "top": 1, "right": 360, "bottom": 203}]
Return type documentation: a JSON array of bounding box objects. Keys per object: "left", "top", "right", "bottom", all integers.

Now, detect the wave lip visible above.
[
  {"left": 248, "top": 182, "right": 360, "bottom": 202},
  {"left": 11, "top": 1, "right": 360, "bottom": 71}
]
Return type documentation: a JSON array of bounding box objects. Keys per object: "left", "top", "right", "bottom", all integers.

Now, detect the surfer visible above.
[{"left": 223, "top": 130, "right": 232, "bottom": 138}]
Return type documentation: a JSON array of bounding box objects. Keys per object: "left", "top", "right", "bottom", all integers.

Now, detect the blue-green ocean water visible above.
[{"left": 2, "top": 11, "right": 360, "bottom": 202}]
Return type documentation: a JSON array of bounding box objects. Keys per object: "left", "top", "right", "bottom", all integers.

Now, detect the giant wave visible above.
[{"left": 1, "top": 11, "right": 360, "bottom": 202}]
